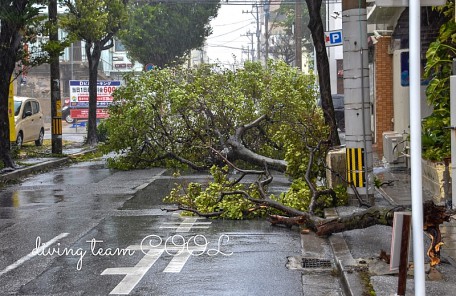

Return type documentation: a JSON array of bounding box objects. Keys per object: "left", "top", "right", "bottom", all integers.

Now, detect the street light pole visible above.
[{"left": 49, "top": 0, "right": 62, "bottom": 154}]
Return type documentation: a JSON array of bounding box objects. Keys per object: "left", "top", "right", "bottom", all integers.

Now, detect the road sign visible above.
[
  {"left": 375, "top": 0, "right": 446, "bottom": 7},
  {"left": 325, "top": 30, "right": 343, "bottom": 47},
  {"left": 145, "top": 63, "right": 154, "bottom": 71}
]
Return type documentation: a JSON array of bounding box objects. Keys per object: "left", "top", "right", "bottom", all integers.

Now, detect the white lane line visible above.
[
  {"left": 101, "top": 249, "right": 164, "bottom": 295},
  {"left": 0, "top": 232, "right": 69, "bottom": 277}
]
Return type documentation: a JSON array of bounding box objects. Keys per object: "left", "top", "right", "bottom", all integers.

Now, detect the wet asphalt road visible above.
[{"left": 0, "top": 160, "right": 304, "bottom": 295}]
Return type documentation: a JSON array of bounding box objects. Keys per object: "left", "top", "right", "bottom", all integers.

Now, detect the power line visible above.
[
  {"left": 134, "top": 0, "right": 343, "bottom": 6},
  {"left": 213, "top": 19, "right": 252, "bottom": 26},
  {"left": 207, "top": 23, "right": 254, "bottom": 39}
]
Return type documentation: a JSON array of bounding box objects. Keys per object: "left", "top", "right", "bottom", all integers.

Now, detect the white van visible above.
[{"left": 13, "top": 97, "right": 45, "bottom": 148}]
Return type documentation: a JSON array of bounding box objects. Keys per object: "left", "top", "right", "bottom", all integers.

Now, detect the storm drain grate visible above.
[{"left": 301, "top": 258, "right": 332, "bottom": 269}]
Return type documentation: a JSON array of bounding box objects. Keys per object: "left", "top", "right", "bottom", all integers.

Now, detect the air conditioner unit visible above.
[{"left": 383, "top": 132, "right": 406, "bottom": 165}]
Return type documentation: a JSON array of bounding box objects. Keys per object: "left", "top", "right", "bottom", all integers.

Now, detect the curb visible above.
[
  {"left": 0, "top": 149, "right": 96, "bottom": 182},
  {"left": 325, "top": 207, "right": 367, "bottom": 296},
  {"left": 329, "top": 233, "right": 365, "bottom": 296}
]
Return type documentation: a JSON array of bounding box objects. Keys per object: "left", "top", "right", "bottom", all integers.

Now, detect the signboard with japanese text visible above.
[
  {"left": 376, "top": 0, "right": 446, "bottom": 7},
  {"left": 69, "top": 80, "right": 120, "bottom": 119}
]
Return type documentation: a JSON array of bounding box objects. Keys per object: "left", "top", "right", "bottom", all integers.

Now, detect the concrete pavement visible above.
[{"left": 327, "top": 166, "right": 456, "bottom": 296}]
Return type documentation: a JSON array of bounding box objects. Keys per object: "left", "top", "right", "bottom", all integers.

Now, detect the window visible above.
[
  {"left": 23, "top": 101, "right": 32, "bottom": 118},
  {"left": 32, "top": 101, "right": 40, "bottom": 114},
  {"left": 14, "top": 101, "right": 22, "bottom": 116},
  {"left": 115, "top": 39, "right": 126, "bottom": 52}
]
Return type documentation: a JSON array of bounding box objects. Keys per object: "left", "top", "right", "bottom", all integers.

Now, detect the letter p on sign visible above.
[{"left": 325, "top": 30, "right": 343, "bottom": 47}]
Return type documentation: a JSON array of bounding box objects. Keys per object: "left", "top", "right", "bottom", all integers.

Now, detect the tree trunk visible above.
[
  {"left": 0, "top": 10, "right": 24, "bottom": 169},
  {"left": 85, "top": 42, "right": 101, "bottom": 146},
  {"left": 305, "top": 0, "right": 340, "bottom": 147},
  {"left": 228, "top": 137, "right": 287, "bottom": 172}
]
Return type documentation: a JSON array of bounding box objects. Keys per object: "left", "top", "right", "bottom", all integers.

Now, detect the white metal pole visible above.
[
  {"left": 409, "top": 0, "right": 426, "bottom": 294},
  {"left": 451, "top": 75, "right": 456, "bottom": 209}
]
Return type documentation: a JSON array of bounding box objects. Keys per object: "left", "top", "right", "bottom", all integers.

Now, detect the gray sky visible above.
[{"left": 206, "top": 4, "right": 258, "bottom": 67}]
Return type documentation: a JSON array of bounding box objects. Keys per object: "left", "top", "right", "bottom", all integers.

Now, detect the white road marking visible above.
[
  {"left": 102, "top": 249, "right": 164, "bottom": 295},
  {"left": 159, "top": 217, "right": 212, "bottom": 232},
  {"left": 162, "top": 250, "right": 193, "bottom": 273},
  {"left": 102, "top": 217, "right": 213, "bottom": 294},
  {"left": 0, "top": 232, "right": 69, "bottom": 277}
]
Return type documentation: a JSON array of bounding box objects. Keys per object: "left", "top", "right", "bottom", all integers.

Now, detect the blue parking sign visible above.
[{"left": 325, "top": 30, "right": 343, "bottom": 47}]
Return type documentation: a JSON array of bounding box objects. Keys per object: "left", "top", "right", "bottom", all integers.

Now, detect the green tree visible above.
[
  {"left": 270, "top": 0, "right": 339, "bottom": 146},
  {"left": 423, "top": 0, "right": 455, "bottom": 161},
  {"left": 118, "top": 1, "right": 219, "bottom": 68},
  {"left": 60, "top": 0, "right": 128, "bottom": 145},
  {"left": 101, "top": 60, "right": 327, "bottom": 173},
  {"left": 100, "top": 61, "right": 343, "bottom": 216},
  {"left": 0, "top": 0, "right": 67, "bottom": 169}
]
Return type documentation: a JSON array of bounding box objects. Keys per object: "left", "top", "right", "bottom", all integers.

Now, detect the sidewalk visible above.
[
  {"left": 328, "top": 166, "right": 456, "bottom": 295},
  {"left": 1, "top": 123, "right": 89, "bottom": 182}
]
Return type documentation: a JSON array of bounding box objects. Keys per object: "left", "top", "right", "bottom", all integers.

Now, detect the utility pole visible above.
[
  {"left": 49, "top": 0, "right": 62, "bottom": 154},
  {"left": 295, "top": 0, "right": 302, "bottom": 70},
  {"left": 255, "top": 4, "right": 261, "bottom": 63},
  {"left": 242, "top": 31, "right": 256, "bottom": 61},
  {"left": 342, "top": 0, "right": 373, "bottom": 201},
  {"left": 243, "top": 5, "right": 260, "bottom": 62},
  {"left": 264, "top": 1, "right": 270, "bottom": 65}
]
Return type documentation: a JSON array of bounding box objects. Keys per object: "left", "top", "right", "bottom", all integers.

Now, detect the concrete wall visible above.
[{"left": 422, "top": 159, "right": 451, "bottom": 204}]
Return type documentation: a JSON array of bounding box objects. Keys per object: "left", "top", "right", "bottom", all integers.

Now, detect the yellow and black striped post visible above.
[
  {"left": 52, "top": 117, "right": 62, "bottom": 136},
  {"left": 346, "top": 147, "right": 365, "bottom": 188}
]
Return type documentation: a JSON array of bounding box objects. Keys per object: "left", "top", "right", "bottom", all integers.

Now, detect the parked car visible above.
[
  {"left": 331, "top": 94, "right": 345, "bottom": 132},
  {"left": 62, "top": 105, "right": 75, "bottom": 123},
  {"left": 317, "top": 94, "right": 345, "bottom": 132},
  {"left": 13, "top": 97, "right": 45, "bottom": 148}
]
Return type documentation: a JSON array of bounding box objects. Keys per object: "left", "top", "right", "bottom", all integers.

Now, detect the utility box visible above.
[{"left": 383, "top": 132, "right": 406, "bottom": 166}]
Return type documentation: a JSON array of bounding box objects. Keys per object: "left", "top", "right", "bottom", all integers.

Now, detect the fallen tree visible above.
[{"left": 163, "top": 155, "right": 454, "bottom": 266}]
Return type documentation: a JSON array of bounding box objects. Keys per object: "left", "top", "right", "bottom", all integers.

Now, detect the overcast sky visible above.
[{"left": 205, "top": 4, "right": 258, "bottom": 67}]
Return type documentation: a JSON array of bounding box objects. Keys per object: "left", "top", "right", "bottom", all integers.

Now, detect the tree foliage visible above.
[
  {"left": 100, "top": 60, "right": 344, "bottom": 217},
  {"left": 118, "top": 1, "right": 220, "bottom": 68},
  {"left": 102, "top": 61, "right": 326, "bottom": 172},
  {"left": 422, "top": 0, "right": 455, "bottom": 161},
  {"left": 0, "top": 1, "right": 68, "bottom": 169},
  {"left": 60, "top": 0, "right": 128, "bottom": 145}
]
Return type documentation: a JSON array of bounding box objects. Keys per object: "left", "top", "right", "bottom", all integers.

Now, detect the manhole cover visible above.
[{"left": 301, "top": 258, "right": 332, "bottom": 269}]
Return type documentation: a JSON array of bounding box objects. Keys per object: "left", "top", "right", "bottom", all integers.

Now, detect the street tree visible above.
[
  {"left": 305, "top": 0, "right": 339, "bottom": 146},
  {"left": 422, "top": 1, "right": 455, "bottom": 161},
  {"left": 0, "top": 1, "right": 67, "bottom": 169},
  {"left": 60, "top": 0, "right": 128, "bottom": 145},
  {"left": 272, "top": 0, "right": 339, "bottom": 146},
  {"left": 269, "top": 34, "right": 295, "bottom": 66},
  {"left": 118, "top": 0, "right": 220, "bottom": 68}
]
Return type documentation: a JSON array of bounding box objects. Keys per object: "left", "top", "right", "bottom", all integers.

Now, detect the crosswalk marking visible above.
[
  {"left": 102, "top": 217, "right": 213, "bottom": 294},
  {"left": 159, "top": 217, "right": 212, "bottom": 232},
  {"left": 101, "top": 249, "right": 164, "bottom": 295}
]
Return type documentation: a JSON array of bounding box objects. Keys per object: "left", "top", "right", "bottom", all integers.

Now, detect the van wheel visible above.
[
  {"left": 35, "top": 128, "right": 44, "bottom": 146},
  {"left": 65, "top": 114, "right": 75, "bottom": 124},
  {"left": 16, "top": 132, "right": 23, "bottom": 149}
]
